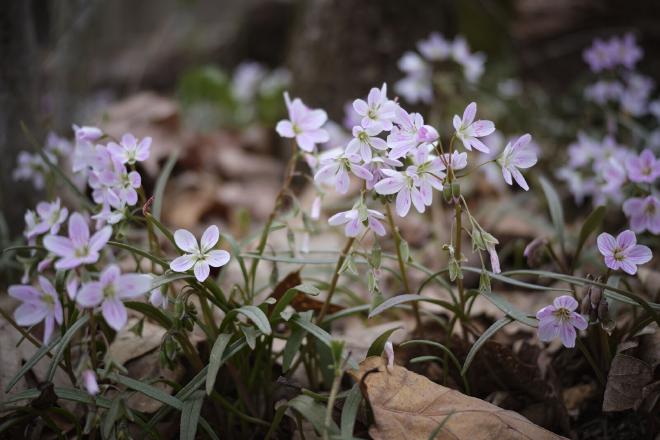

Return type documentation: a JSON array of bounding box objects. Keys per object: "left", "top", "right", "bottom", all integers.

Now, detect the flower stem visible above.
[
  {"left": 323, "top": 367, "right": 343, "bottom": 440},
  {"left": 248, "top": 142, "right": 298, "bottom": 297},
  {"left": 454, "top": 202, "right": 466, "bottom": 315},
  {"left": 384, "top": 203, "right": 422, "bottom": 330},
  {"left": 317, "top": 236, "right": 355, "bottom": 324},
  {"left": 576, "top": 337, "right": 606, "bottom": 386}
]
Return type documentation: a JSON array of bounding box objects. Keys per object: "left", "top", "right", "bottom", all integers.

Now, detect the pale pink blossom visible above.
[
  {"left": 374, "top": 168, "right": 425, "bottom": 217},
  {"left": 346, "top": 125, "right": 388, "bottom": 162},
  {"left": 497, "top": 134, "right": 537, "bottom": 191},
  {"left": 43, "top": 213, "right": 112, "bottom": 270},
  {"left": 170, "top": 225, "right": 231, "bottom": 282},
  {"left": 352, "top": 83, "right": 397, "bottom": 132},
  {"left": 384, "top": 341, "right": 395, "bottom": 368},
  {"left": 76, "top": 265, "right": 151, "bottom": 331},
  {"left": 597, "top": 230, "right": 652, "bottom": 275},
  {"left": 453, "top": 102, "right": 495, "bottom": 153},
  {"left": 328, "top": 208, "right": 386, "bottom": 237},
  {"left": 82, "top": 369, "right": 100, "bottom": 395},
  {"left": 108, "top": 133, "right": 152, "bottom": 165},
  {"left": 626, "top": 149, "right": 660, "bottom": 183},
  {"left": 9, "top": 276, "right": 63, "bottom": 343},
  {"left": 25, "top": 199, "right": 69, "bottom": 240},
  {"left": 536, "top": 296, "right": 588, "bottom": 348},
  {"left": 623, "top": 195, "right": 660, "bottom": 234},
  {"left": 314, "top": 150, "right": 373, "bottom": 194},
  {"left": 276, "top": 93, "right": 329, "bottom": 152}
]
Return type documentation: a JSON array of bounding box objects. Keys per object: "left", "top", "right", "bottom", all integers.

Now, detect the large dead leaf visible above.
[{"left": 351, "top": 356, "right": 565, "bottom": 440}]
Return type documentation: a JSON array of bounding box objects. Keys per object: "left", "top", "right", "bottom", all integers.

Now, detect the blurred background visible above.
[{"left": 2, "top": 0, "right": 660, "bottom": 238}]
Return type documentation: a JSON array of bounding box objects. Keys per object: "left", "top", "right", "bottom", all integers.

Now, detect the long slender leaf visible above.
[
  {"left": 574, "top": 205, "right": 606, "bottom": 264},
  {"left": 108, "top": 241, "right": 169, "bottom": 267},
  {"left": 340, "top": 384, "right": 362, "bottom": 439},
  {"left": 206, "top": 333, "right": 232, "bottom": 395},
  {"left": 462, "top": 266, "right": 571, "bottom": 292},
  {"left": 539, "top": 176, "right": 566, "bottom": 255},
  {"left": 223, "top": 305, "right": 272, "bottom": 335},
  {"left": 5, "top": 335, "right": 61, "bottom": 392},
  {"left": 180, "top": 391, "right": 205, "bottom": 440},
  {"left": 461, "top": 317, "right": 513, "bottom": 375},
  {"left": 366, "top": 326, "right": 402, "bottom": 357},
  {"left": 153, "top": 150, "right": 179, "bottom": 221},
  {"left": 480, "top": 291, "right": 536, "bottom": 326},
  {"left": 102, "top": 397, "right": 123, "bottom": 438},
  {"left": 282, "top": 324, "right": 307, "bottom": 372},
  {"left": 46, "top": 314, "right": 90, "bottom": 381},
  {"left": 125, "top": 301, "right": 173, "bottom": 328},
  {"left": 287, "top": 395, "right": 340, "bottom": 436},
  {"left": 368, "top": 294, "right": 457, "bottom": 318},
  {"left": 112, "top": 373, "right": 183, "bottom": 410}
]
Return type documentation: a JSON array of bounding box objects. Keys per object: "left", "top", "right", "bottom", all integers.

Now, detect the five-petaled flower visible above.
[
  {"left": 25, "top": 199, "right": 69, "bottom": 240},
  {"left": 108, "top": 133, "right": 152, "bottom": 165},
  {"left": 9, "top": 276, "right": 63, "bottom": 343},
  {"left": 346, "top": 125, "right": 388, "bottom": 162},
  {"left": 497, "top": 133, "right": 537, "bottom": 191},
  {"left": 453, "top": 102, "right": 495, "bottom": 153},
  {"left": 76, "top": 264, "right": 152, "bottom": 331},
  {"left": 170, "top": 225, "right": 231, "bottom": 282},
  {"left": 276, "top": 92, "right": 329, "bottom": 152},
  {"left": 626, "top": 149, "right": 660, "bottom": 183},
  {"left": 597, "top": 230, "right": 652, "bottom": 275},
  {"left": 43, "top": 213, "right": 112, "bottom": 270},
  {"left": 536, "top": 295, "right": 588, "bottom": 348},
  {"left": 328, "top": 208, "right": 386, "bottom": 237},
  {"left": 623, "top": 195, "right": 660, "bottom": 234},
  {"left": 353, "top": 83, "right": 397, "bottom": 132}
]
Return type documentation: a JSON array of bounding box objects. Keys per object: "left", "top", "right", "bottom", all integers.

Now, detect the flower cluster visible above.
[
  {"left": 13, "top": 132, "right": 72, "bottom": 189},
  {"left": 582, "top": 33, "right": 643, "bottom": 73},
  {"left": 395, "top": 32, "right": 486, "bottom": 104},
  {"left": 276, "top": 86, "right": 539, "bottom": 276}
]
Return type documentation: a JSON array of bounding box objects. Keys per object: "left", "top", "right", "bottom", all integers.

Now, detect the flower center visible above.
[
  {"left": 103, "top": 284, "right": 116, "bottom": 299},
  {"left": 613, "top": 247, "right": 625, "bottom": 261},
  {"left": 552, "top": 307, "right": 571, "bottom": 321},
  {"left": 358, "top": 131, "right": 369, "bottom": 142},
  {"left": 75, "top": 245, "right": 89, "bottom": 258},
  {"left": 292, "top": 123, "right": 301, "bottom": 135},
  {"left": 642, "top": 166, "right": 651, "bottom": 176},
  {"left": 368, "top": 109, "right": 378, "bottom": 120}
]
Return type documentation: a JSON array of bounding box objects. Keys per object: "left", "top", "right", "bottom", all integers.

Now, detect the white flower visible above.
[
  {"left": 314, "top": 149, "right": 373, "bottom": 194},
  {"left": 497, "top": 134, "right": 537, "bottom": 191},
  {"left": 352, "top": 83, "right": 397, "bottom": 132},
  {"left": 453, "top": 102, "right": 495, "bottom": 153},
  {"left": 170, "top": 225, "right": 231, "bottom": 282},
  {"left": 328, "top": 208, "right": 386, "bottom": 237},
  {"left": 276, "top": 92, "right": 329, "bottom": 152},
  {"left": 107, "top": 133, "right": 152, "bottom": 165},
  {"left": 346, "top": 125, "right": 388, "bottom": 162}
]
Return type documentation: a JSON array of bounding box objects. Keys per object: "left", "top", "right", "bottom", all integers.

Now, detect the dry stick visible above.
[
  {"left": 384, "top": 203, "right": 422, "bottom": 330},
  {"left": 317, "top": 237, "right": 356, "bottom": 324},
  {"left": 248, "top": 142, "right": 298, "bottom": 296}
]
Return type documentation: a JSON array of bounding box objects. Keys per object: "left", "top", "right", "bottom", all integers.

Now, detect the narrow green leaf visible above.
[
  {"left": 206, "top": 333, "right": 232, "bottom": 395},
  {"left": 46, "top": 315, "right": 90, "bottom": 382},
  {"left": 539, "top": 176, "right": 566, "bottom": 255},
  {"left": 108, "top": 240, "right": 169, "bottom": 267},
  {"left": 125, "top": 301, "right": 173, "bottom": 328},
  {"left": 366, "top": 326, "right": 402, "bottom": 357},
  {"left": 112, "top": 373, "right": 183, "bottom": 410},
  {"left": 224, "top": 305, "right": 272, "bottom": 335},
  {"left": 282, "top": 325, "right": 307, "bottom": 372},
  {"left": 180, "top": 391, "right": 205, "bottom": 440},
  {"left": 574, "top": 205, "right": 606, "bottom": 264},
  {"left": 480, "top": 291, "right": 536, "bottom": 326},
  {"left": 368, "top": 294, "right": 457, "bottom": 318},
  {"left": 5, "top": 335, "right": 61, "bottom": 392},
  {"left": 461, "top": 317, "right": 513, "bottom": 375},
  {"left": 287, "top": 395, "right": 340, "bottom": 436},
  {"left": 102, "top": 396, "right": 123, "bottom": 438},
  {"left": 198, "top": 417, "right": 220, "bottom": 440},
  {"left": 340, "top": 384, "right": 362, "bottom": 439},
  {"left": 264, "top": 404, "right": 288, "bottom": 440},
  {"left": 462, "top": 266, "right": 572, "bottom": 292},
  {"left": 153, "top": 150, "right": 179, "bottom": 221}
]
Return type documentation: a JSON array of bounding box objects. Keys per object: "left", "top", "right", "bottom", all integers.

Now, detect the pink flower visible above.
[
  {"left": 25, "top": 199, "right": 69, "bottom": 240},
  {"left": 150, "top": 289, "right": 168, "bottom": 309},
  {"left": 374, "top": 168, "right": 425, "bottom": 217},
  {"left": 623, "top": 195, "right": 660, "bottom": 234},
  {"left": 453, "top": 102, "right": 495, "bottom": 153},
  {"left": 314, "top": 150, "right": 373, "bottom": 194},
  {"left": 9, "top": 276, "right": 63, "bottom": 343},
  {"left": 108, "top": 133, "right": 152, "bottom": 165},
  {"left": 597, "top": 230, "right": 652, "bottom": 275},
  {"left": 328, "top": 208, "right": 386, "bottom": 237},
  {"left": 384, "top": 341, "right": 394, "bottom": 368},
  {"left": 170, "top": 225, "right": 231, "bottom": 282},
  {"left": 76, "top": 265, "right": 151, "bottom": 331},
  {"left": 43, "top": 213, "right": 112, "bottom": 270},
  {"left": 536, "top": 296, "right": 588, "bottom": 348},
  {"left": 73, "top": 125, "right": 103, "bottom": 142},
  {"left": 497, "top": 133, "right": 537, "bottom": 191},
  {"left": 626, "top": 149, "right": 660, "bottom": 183},
  {"left": 346, "top": 125, "right": 388, "bottom": 162},
  {"left": 82, "top": 369, "right": 100, "bottom": 395},
  {"left": 310, "top": 196, "right": 322, "bottom": 220},
  {"left": 387, "top": 107, "right": 437, "bottom": 160},
  {"left": 417, "top": 32, "right": 451, "bottom": 61},
  {"left": 276, "top": 92, "right": 329, "bottom": 152},
  {"left": 353, "top": 83, "right": 397, "bottom": 132},
  {"left": 364, "top": 157, "right": 403, "bottom": 190}
]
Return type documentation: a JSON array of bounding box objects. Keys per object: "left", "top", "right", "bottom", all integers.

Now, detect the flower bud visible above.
[
  {"left": 523, "top": 237, "right": 547, "bottom": 267},
  {"left": 443, "top": 185, "right": 453, "bottom": 203},
  {"left": 82, "top": 369, "right": 99, "bottom": 396},
  {"left": 384, "top": 341, "right": 394, "bottom": 368}
]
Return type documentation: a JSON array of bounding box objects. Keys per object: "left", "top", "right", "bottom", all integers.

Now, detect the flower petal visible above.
[
  {"left": 624, "top": 244, "right": 652, "bottom": 265},
  {"left": 174, "top": 229, "right": 199, "bottom": 253},
  {"left": 68, "top": 213, "right": 90, "bottom": 248},
  {"left": 117, "top": 274, "right": 152, "bottom": 299},
  {"left": 206, "top": 250, "right": 230, "bottom": 267},
  {"left": 200, "top": 225, "right": 220, "bottom": 252},
  {"left": 194, "top": 261, "right": 210, "bottom": 282},
  {"left": 102, "top": 298, "right": 127, "bottom": 331},
  {"left": 8, "top": 285, "right": 42, "bottom": 303},
  {"left": 170, "top": 254, "right": 196, "bottom": 272},
  {"left": 14, "top": 302, "right": 48, "bottom": 326},
  {"left": 616, "top": 230, "right": 636, "bottom": 250},
  {"left": 596, "top": 233, "right": 616, "bottom": 256},
  {"left": 537, "top": 318, "right": 559, "bottom": 342},
  {"left": 89, "top": 226, "right": 112, "bottom": 253},
  {"left": 76, "top": 282, "right": 104, "bottom": 308},
  {"left": 43, "top": 235, "right": 74, "bottom": 257},
  {"left": 553, "top": 295, "right": 578, "bottom": 311},
  {"left": 559, "top": 323, "right": 577, "bottom": 348}
]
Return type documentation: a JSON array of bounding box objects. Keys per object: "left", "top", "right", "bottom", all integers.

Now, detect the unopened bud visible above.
[
  {"left": 523, "top": 237, "right": 547, "bottom": 267},
  {"left": 384, "top": 341, "right": 394, "bottom": 369},
  {"left": 443, "top": 185, "right": 452, "bottom": 203},
  {"left": 451, "top": 182, "right": 461, "bottom": 198}
]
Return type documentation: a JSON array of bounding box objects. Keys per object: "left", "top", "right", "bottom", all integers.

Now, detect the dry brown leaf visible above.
[
  {"left": 351, "top": 356, "right": 566, "bottom": 440},
  {"left": 269, "top": 270, "right": 344, "bottom": 314},
  {"left": 109, "top": 319, "right": 166, "bottom": 366},
  {"left": 603, "top": 353, "right": 653, "bottom": 412}
]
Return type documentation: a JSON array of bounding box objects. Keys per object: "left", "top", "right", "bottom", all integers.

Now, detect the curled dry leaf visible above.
[{"left": 350, "top": 356, "right": 566, "bottom": 440}]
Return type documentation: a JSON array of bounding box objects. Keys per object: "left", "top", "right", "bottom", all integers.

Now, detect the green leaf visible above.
[
  {"left": 223, "top": 305, "right": 272, "bottom": 335},
  {"left": 198, "top": 417, "right": 220, "bottom": 440},
  {"left": 153, "top": 150, "right": 179, "bottom": 221},
  {"left": 46, "top": 315, "right": 90, "bottom": 382},
  {"left": 340, "top": 384, "right": 362, "bottom": 439},
  {"left": 366, "top": 326, "right": 402, "bottom": 357},
  {"left": 287, "top": 395, "right": 340, "bottom": 436},
  {"left": 223, "top": 233, "right": 249, "bottom": 289},
  {"left": 125, "top": 301, "right": 173, "bottom": 328},
  {"left": 294, "top": 283, "right": 321, "bottom": 296},
  {"left": 368, "top": 294, "right": 457, "bottom": 318},
  {"left": 461, "top": 317, "right": 513, "bottom": 375},
  {"left": 574, "top": 205, "right": 606, "bottom": 265},
  {"left": 5, "top": 335, "right": 61, "bottom": 392},
  {"left": 107, "top": 241, "right": 169, "bottom": 267},
  {"left": 180, "top": 391, "right": 205, "bottom": 440},
  {"left": 241, "top": 325, "right": 258, "bottom": 349},
  {"left": 270, "top": 284, "right": 321, "bottom": 322},
  {"left": 480, "top": 290, "right": 536, "bottom": 327},
  {"left": 112, "top": 373, "right": 183, "bottom": 410},
  {"left": 539, "top": 176, "right": 566, "bottom": 255},
  {"left": 291, "top": 315, "right": 332, "bottom": 347},
  {"left": 462, "top": 266, "right": 572, "bottom": 292},
  {"left": 102, "top": 396, "right": 123, "bottom": 438},
  {"left": 264, "top": 404, "right": 288, "bottom": 440},
  {"left": 282, "top": 324, "right": 307, "bottom": 372},
  {"left": 321, "top": 304, "right": 370, "bottom": 324},
  {"left": 206, "top": 333, "right": 232, "bottom": 395}
]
